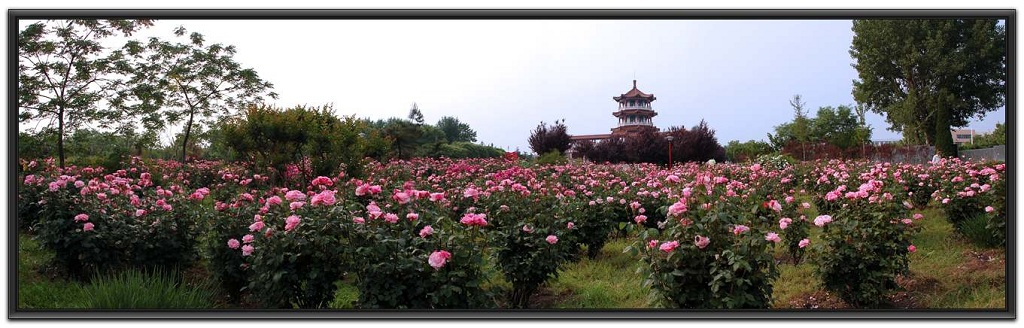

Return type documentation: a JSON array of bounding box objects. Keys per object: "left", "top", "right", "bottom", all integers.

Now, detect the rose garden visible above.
[{"left": 16, "top": 154, "right": 1006, "bottom": 309}]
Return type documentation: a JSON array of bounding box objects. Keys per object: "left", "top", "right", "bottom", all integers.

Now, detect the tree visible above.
[
  {"left": 18, "top": 19, "right": 154, "bottom": 168},
  {"left": 725, "top": 140, "right": 774, "bottom": 163},
  {"left": 790, "top": 95, "right": 811, "bottom": 144},
  {"left": 220, "top": 105, "right": 379, "bottom": 182},
  {"left": 408, "top": 103, "right": 424, "bottom": 125},
  {"left": 623, "top": 128, "right": 668, "bottom": 164},
  {"left": 378, "top": 118, "right": 422, "bottom": 160},
  {"left": 678, "top": 120, "right": 727, "bottom": 163},
  {"left": 527, "top": 119, "right": 572, "bottom": 155},
  {"left": 965, "top": 123, "right": 1006, "bottom": 149},
  {"left": 436, "top": 116, "right": 477, "bottom": 144},
  {"left": 121, "top": 25, "right": 277, "bottom": 163},
  {"left": 810, "top": 105, "right": 868, "bottom": 150},
  {"left": 850, "top": 19, "right": 1006, "bottom": 156}
]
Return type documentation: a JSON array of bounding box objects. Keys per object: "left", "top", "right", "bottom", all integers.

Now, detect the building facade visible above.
[{"left": 951, "top": 129, "right": 977, "bottom": 145}]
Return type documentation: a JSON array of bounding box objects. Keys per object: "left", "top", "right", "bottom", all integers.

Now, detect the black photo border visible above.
[{"left": 7, "top": 8, "right": 1016, "bottom": 320}]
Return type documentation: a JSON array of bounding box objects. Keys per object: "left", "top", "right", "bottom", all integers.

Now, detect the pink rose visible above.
[
  {"left": 353, "top": 217, "right": 365, "bottom": 224},
  {"left": 355, "top": 184, "right": 369, "bottom": 196},
  {"left": 249, "top": 221, "right": 265, "bottom": 232},
  {"left": 813, "top": 215, "right": 832, "bottom": 227},
  {"left": 647, "top": 239, "right": 659, "bottom": 249},
  {"left": 429, "top": 192, "right": 445, "bottom": 202},
  {"left": 241, "top": 245, "right": 254, "bottom": 256},
  {"left": 779, "top": 218, "right": 792, "bottom": 230},
  {"left": 694, "top": 235, "right": 710, "bottom": 249},
  {"left": 460, "top": 213, "right": 488, "bottom": 227},
  {"left": 264, "top": 195, "right": 280, "bottom": 206},
  {"left": 383, "top": 213, "right": 399, "bottom": 224},
  {"left": 428, "top": 250, "right": 452, "bottom": 270},
  {"left": 567, "top": 222, "right": 575, "bottom": 229},
  {"left": 311, "top": 176, "right": 333, "bottom": 187},
  {"left": 798, "top": 238, "right": 810, "bottom": 248},
  {"left": 667, "top": 201, "right": 687, "bottom": 217},
  {"left": 546, "top": 235, "right": 558, "bottom": 244},
  {"left": 419, "top": 225, "right": 434, "bottom": 238},
  {"left": 634, "top": 215, "right": 648, "bottom": 224},
  {"left": 242, "top": 234, "right": 255, "bottom": 243},
  {"left": 985, "top": 206, "right": 995, "bottom": 213},
  {"left": 310, "top": 190, "right": 336, "bottom": 206},
  {"left": 392, "top": 191, "right": 412, "bottom": 204},
  {"left": 522, "top": 225, "right": 533, "bottom": 233},
  {"left": 135, "top": 209, "right": 146, "bottom": 217},
  {"left": 285, "top": 215, "right": 301, "bottom": 231},
  {"left": 227, "top": 239, "right": 240, "bottom": 249},
  {"left": 765, "top": 232, "right": 781, "bottom": 243},
  {"left": 407, "top": 212, "right": 419, "bottom": 221},
  {"left": 908, "top": 245, "right": 917, "bottom": 253},
  {"left": 285, "top": 190, "right": 306, "bottom": 201},
  {"left": 290, "top": 201, "right": 305, "bottom": 211},
  {"left": 83, "top": 222, "right": 95, "bottom": 232},
  {"left": 732, "top": 225, "right": 750, "bottom": 235},
  {"left": 74, "top": 213, "right": 89, "bottom": 222},
  {"left": 659, "top": 240, "right": 679, "bottom": 253}
]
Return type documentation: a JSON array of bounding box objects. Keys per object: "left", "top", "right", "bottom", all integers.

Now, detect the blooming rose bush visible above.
[
  {"left": 31, "top": 163, "right": 202, "bottom": 280},
  {"left": 243, "top": 183, "right": 349, "bottom": 308},
  {"left": 479, "top": 171, "right": 579, "bottom": 308},
  {"left": 346, "top": 187, "right": 494, "bottom": 309},
  {"left": 931, "top": 159, "right": 1004, "bottom": 245},
  {"left": 628, "top": 166, "right": 781, "bottom": 309},
  {"left": 811, "top": 162, "right": 922, "bottom": 307}
]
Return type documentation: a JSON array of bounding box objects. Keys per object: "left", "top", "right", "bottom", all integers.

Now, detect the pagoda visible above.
[
  {"left": 610, "top": 80, "right": 659, "bottom": 136},
  {"left": 569, "top": 80, "right": 661, "bottom": 143}
]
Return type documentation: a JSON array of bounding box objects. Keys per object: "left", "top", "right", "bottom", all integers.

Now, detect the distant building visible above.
[
  {"left": 570, "top": 80, "right": 661, "bottom": 144},
  {"left": 951, "top": 129, "right": 977, "bottom": 145}
]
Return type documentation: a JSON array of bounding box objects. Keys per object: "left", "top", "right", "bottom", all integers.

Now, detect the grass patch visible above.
[
  {"left": 17, "top": 234, "right": 86, "bottom": 309},
  {"left": 548, "top": 238, "right": 653, "bottom": 308},
  {"left": 770, "top": 205, "right": 1005, "bottom": 309},
  {"left": 18, "top": 233, "right": 219, "bottom": 309},
  {"left": 771, "top": 263, "right": 818, "bottom": 308},
  {"left": 79, "top": 269, "right": 219, "bottom": 309},
  {"left": 328, "top": 279, "right": 359, "bottom": 309}
]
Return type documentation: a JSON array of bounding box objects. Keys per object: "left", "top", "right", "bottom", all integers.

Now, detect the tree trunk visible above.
[
  {"left": 181, "top": 112, "right": 194, "bottom": 164},
  {"left": 57, "top": 108, "right": 66, "bottom": 169},
  {"left": 934, "top": 104, "right": 957, "bottom": 157}
]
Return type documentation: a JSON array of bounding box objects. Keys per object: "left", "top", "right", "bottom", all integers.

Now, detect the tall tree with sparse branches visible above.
[
  {"left": 119, "top": 25, "right": 277, "bottom": 163},
  {"left": 18, "top": 19, "right": 154, "bottom": 168}
]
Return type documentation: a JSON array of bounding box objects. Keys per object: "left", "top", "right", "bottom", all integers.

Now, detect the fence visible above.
[
  {"left": 960, "top": 145, "right": 1006, "bottom": 162},
  {"left": 782, "top": 142, "right": 935, "bottom": 164}
]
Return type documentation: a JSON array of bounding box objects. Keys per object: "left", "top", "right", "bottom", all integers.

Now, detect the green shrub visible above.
[
  {"left": 957, "top": 213, "right": 1002, "bottom": 248},
  {"left": 535, "top": 151, "right": 567, "bottom": 166}
]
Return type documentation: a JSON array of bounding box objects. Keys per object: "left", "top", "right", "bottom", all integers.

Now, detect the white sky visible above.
[{"left": 17, "top": 18, "right": 1008, "bottom": 152}]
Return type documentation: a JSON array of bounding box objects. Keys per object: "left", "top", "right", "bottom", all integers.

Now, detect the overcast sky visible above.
[{"left": 29, "top": 19, "right": 1009, "bottom": 152}]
